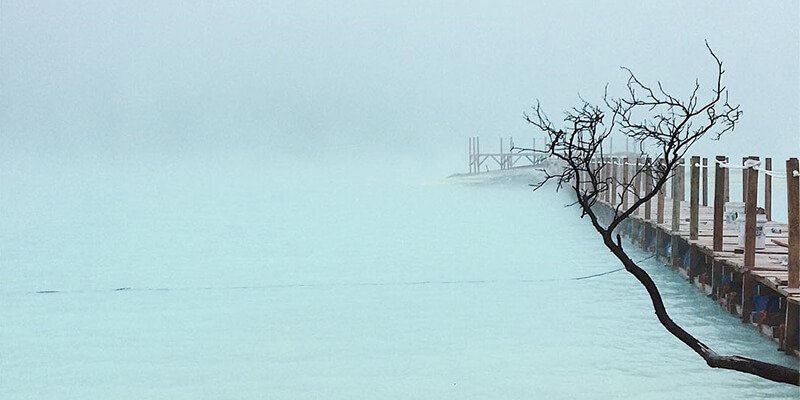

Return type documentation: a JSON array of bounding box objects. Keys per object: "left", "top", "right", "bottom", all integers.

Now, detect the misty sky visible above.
[{"left": 1, "top": 1, "right": 798, "bottom": 170}]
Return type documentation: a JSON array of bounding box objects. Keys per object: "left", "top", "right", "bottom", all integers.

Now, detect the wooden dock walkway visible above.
[{"left": 590, "top": 155, "right": 800, "bottom": 356}]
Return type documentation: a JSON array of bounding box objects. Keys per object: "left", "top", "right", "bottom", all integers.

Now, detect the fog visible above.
[{"left": 2, "top": 1, "right": 798, "bottom": 173}]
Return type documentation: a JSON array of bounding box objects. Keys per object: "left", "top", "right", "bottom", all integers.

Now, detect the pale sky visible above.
[{"left": 1, "top": 1, "right": 798, "bottom": 170}]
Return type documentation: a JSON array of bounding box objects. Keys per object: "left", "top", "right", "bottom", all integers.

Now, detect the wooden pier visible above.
[
  {"left": 589, "top": 155, "right": 800, "bottom": 356},
  {"left": 468, "top": 136, "right": 548, "bottom": 174}
]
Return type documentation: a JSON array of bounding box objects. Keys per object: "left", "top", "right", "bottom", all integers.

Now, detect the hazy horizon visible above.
[{"left": 2, "top": 1, "right": 798, "bottom": 173}]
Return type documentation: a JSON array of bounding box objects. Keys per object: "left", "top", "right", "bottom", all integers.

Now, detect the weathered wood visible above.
[
  {"left": 741, "top": 156, "right": 759, "bottom": 323},
  {"left": 657, "top": 185, "right": 665, "bottom": 225},
  {"left": 713, "top": 156, "right": 726, "bottom": 252},
  {"left": 644, "top": 157, "right": 652, "bottom": 220},
  {"left": 622, "top": 157, "right": 629, "bottom": 210},
  {"left": 744, "top": 156, "right": 759, "bottom": 267},
  {"left": 671, "top": 159, "right": 683, "bottom": 232},
  {"left": 611, "top": 158, "right": 618, "bottom": 206},
  {"left": 605, "top": 157, "right": 611, "bottom": 203},
  {"left": 702, "top": 157, "right": 708, "bottom": 207},
  {"left": 690, "top": 156, "right": 700, "bottom": 240},
  {"left": 724, "top": 157, "right": 730, "bottom": 203},
  {"left": 765, "top": 158, "right": 772, "bottom": 221},
  {"left": 788, "top": 158, "right": 799, "bottom": 289},
  {"left": 785, "top": 302, "right": 799, "bottom": 354},
  {"left": 679, "top": 159, "right": 686, "bottom": 201},
  {"left": 633, "top": 157, "right": 642, "bottom": 215},
  {"left": 742, "top": 157, "right": 748, "bottom": 203},
  {"left": 469, "top": 137, "right": 474, "bottom": 173}
]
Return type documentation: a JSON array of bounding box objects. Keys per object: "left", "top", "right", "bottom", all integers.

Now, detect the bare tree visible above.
[{"left": 516, "top": 43, "right": 799, "bottom": 385}]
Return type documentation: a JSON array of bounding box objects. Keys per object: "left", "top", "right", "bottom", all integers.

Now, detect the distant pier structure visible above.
[{"left": 468, "top": 136, "right": 548, "bottom": 174}]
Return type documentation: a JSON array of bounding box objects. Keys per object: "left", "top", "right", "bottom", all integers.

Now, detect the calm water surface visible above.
[{"left": 1, "top": 156, "right": 797, "bottom": 399}]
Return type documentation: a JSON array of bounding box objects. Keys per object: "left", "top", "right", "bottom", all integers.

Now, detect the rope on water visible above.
[{"left": 22, "top": 255, "right": 660, "bottom": 296}]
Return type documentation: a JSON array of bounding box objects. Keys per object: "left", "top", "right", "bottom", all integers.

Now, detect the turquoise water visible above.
[{"left": 1, "top": 155, "right": 797, "bottom": 399}]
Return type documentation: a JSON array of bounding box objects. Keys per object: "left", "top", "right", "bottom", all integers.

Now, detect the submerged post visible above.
[
  {"left": 713, "top": 156, "right": 725, "bottom": 252},
  {"left": 690, "top": 156, "right": 700, "bottom": 240}
]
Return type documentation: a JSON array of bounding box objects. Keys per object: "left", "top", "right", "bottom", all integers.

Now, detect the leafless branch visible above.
[{"left": 525, "top": 44, "right": 797, "bottom": 385}]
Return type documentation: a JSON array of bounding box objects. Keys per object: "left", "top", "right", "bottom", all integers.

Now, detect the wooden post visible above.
[
  {"left": 622, "top": 157, "right": 629, "bottom": 210},
  {"left": 741, "top": 156, "right": 759, "bottom": 323},
  {"left": 764, "top": 158, "right": 772, "bottom": 221},
  {"left": 701, "top": 157, "right": 708, "bottom": 207},
  {"left": 671, "top": 160, "right": 683, "bottom": 232},
  {"left": 690, "top": 156, "right": 700, "bottom": 240},
  {"left": 499, "top": 138, "right": 504, "bottom": 170},
  {"left": 633, "top": 158, "right": 642, "bottom": 215},
  {"left": 470, "top": 137, "right": 475, "bottom": 174},
  {"left": 788, "top": 158, "right": 799, "bottom": 289},
  {"left": 679, "top": 158, "right": 686, "bottom": 201},
  {"left": 604, "top": 158, "right": 611, "bottom": 203},
  {"left": 611, "top": 158, "right": 618, "bottom": 206},
  {"left": 713, "top": 156, "right": 726, "bottom": 252},
  {"left": 476, "top": 137, "right": 480, "bottom": 172},
  {"left": 657, "top": 178, "right": 665, "bottom": 225},
  {"left": 742, "top": 156, "right": 749, "bottom": 203},
  {"left": 644, "top": 157, "right": 652, "bottom": 220},
  {"left": 724, "top": 157, "right": 730, "bottom": 203},
  {"left": 744, "top": 156, "right": 759, "bottom": 267},
  {"left": 785, "top": 303, "right": 799, "bottom": 354}
]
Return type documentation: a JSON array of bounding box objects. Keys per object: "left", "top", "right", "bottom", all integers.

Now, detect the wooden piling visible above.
[
  {"left": 741, "top": 156, "right": 759, "bottom": 323},
  {"left": 671, "top": 159, "right": 683, "bottom": 232},
  {"left": 724, "top": 157, "right": 730, "bottom": 203},
  {"left": 713, "top": 156, "right": 726, "bottom": 252},
  {"left": 690, "top": 156, "right": 700, "bottom": 240},
  {"left": 634, "top": 158, "right": 642, "bottom": 215},
  {"left": 611, "top": 158, "right": 618, "bottom": 207},
  {"left": 701, "top": 157, "right": 708, "bottom": 207},
  {"left": 644, "top": 157, "right": 652, "bottom": 220},
  {"left": 744, "top": 156, "right": 759, "bottom": 267},
  {"left": 622, "top": 157, "right": 629, "bottom": 210},
  {"left": 679, "top": 159, "right": 686, "bottom": 201},
  {"left": 469, "top": 137, "right": 474, "bottom": 174},
  {"left": 788, "top": 158, "right": 799, "bottom": 289},
  {"left": 784, "top": 156, "right": 797, "bottom": 351},
  {"left": 657, "top": 179, "right": 665, "bottom": 225},
  {"left": 742, "top": 157, "right": 748, "bottom": 203},
  {"left": 765, "top": 158, "right": 772, "bottom": 221}
]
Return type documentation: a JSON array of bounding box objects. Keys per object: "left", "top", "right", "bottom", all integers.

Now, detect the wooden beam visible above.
[
  {"left": 713, "top": 156, "right": 726, "bottom": 252},
  {"left": 690, "top": 156, "right": 700, "bottom": 240},
  {"left": 788, "top": 157, "right": 799, "bottom": 289}
]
